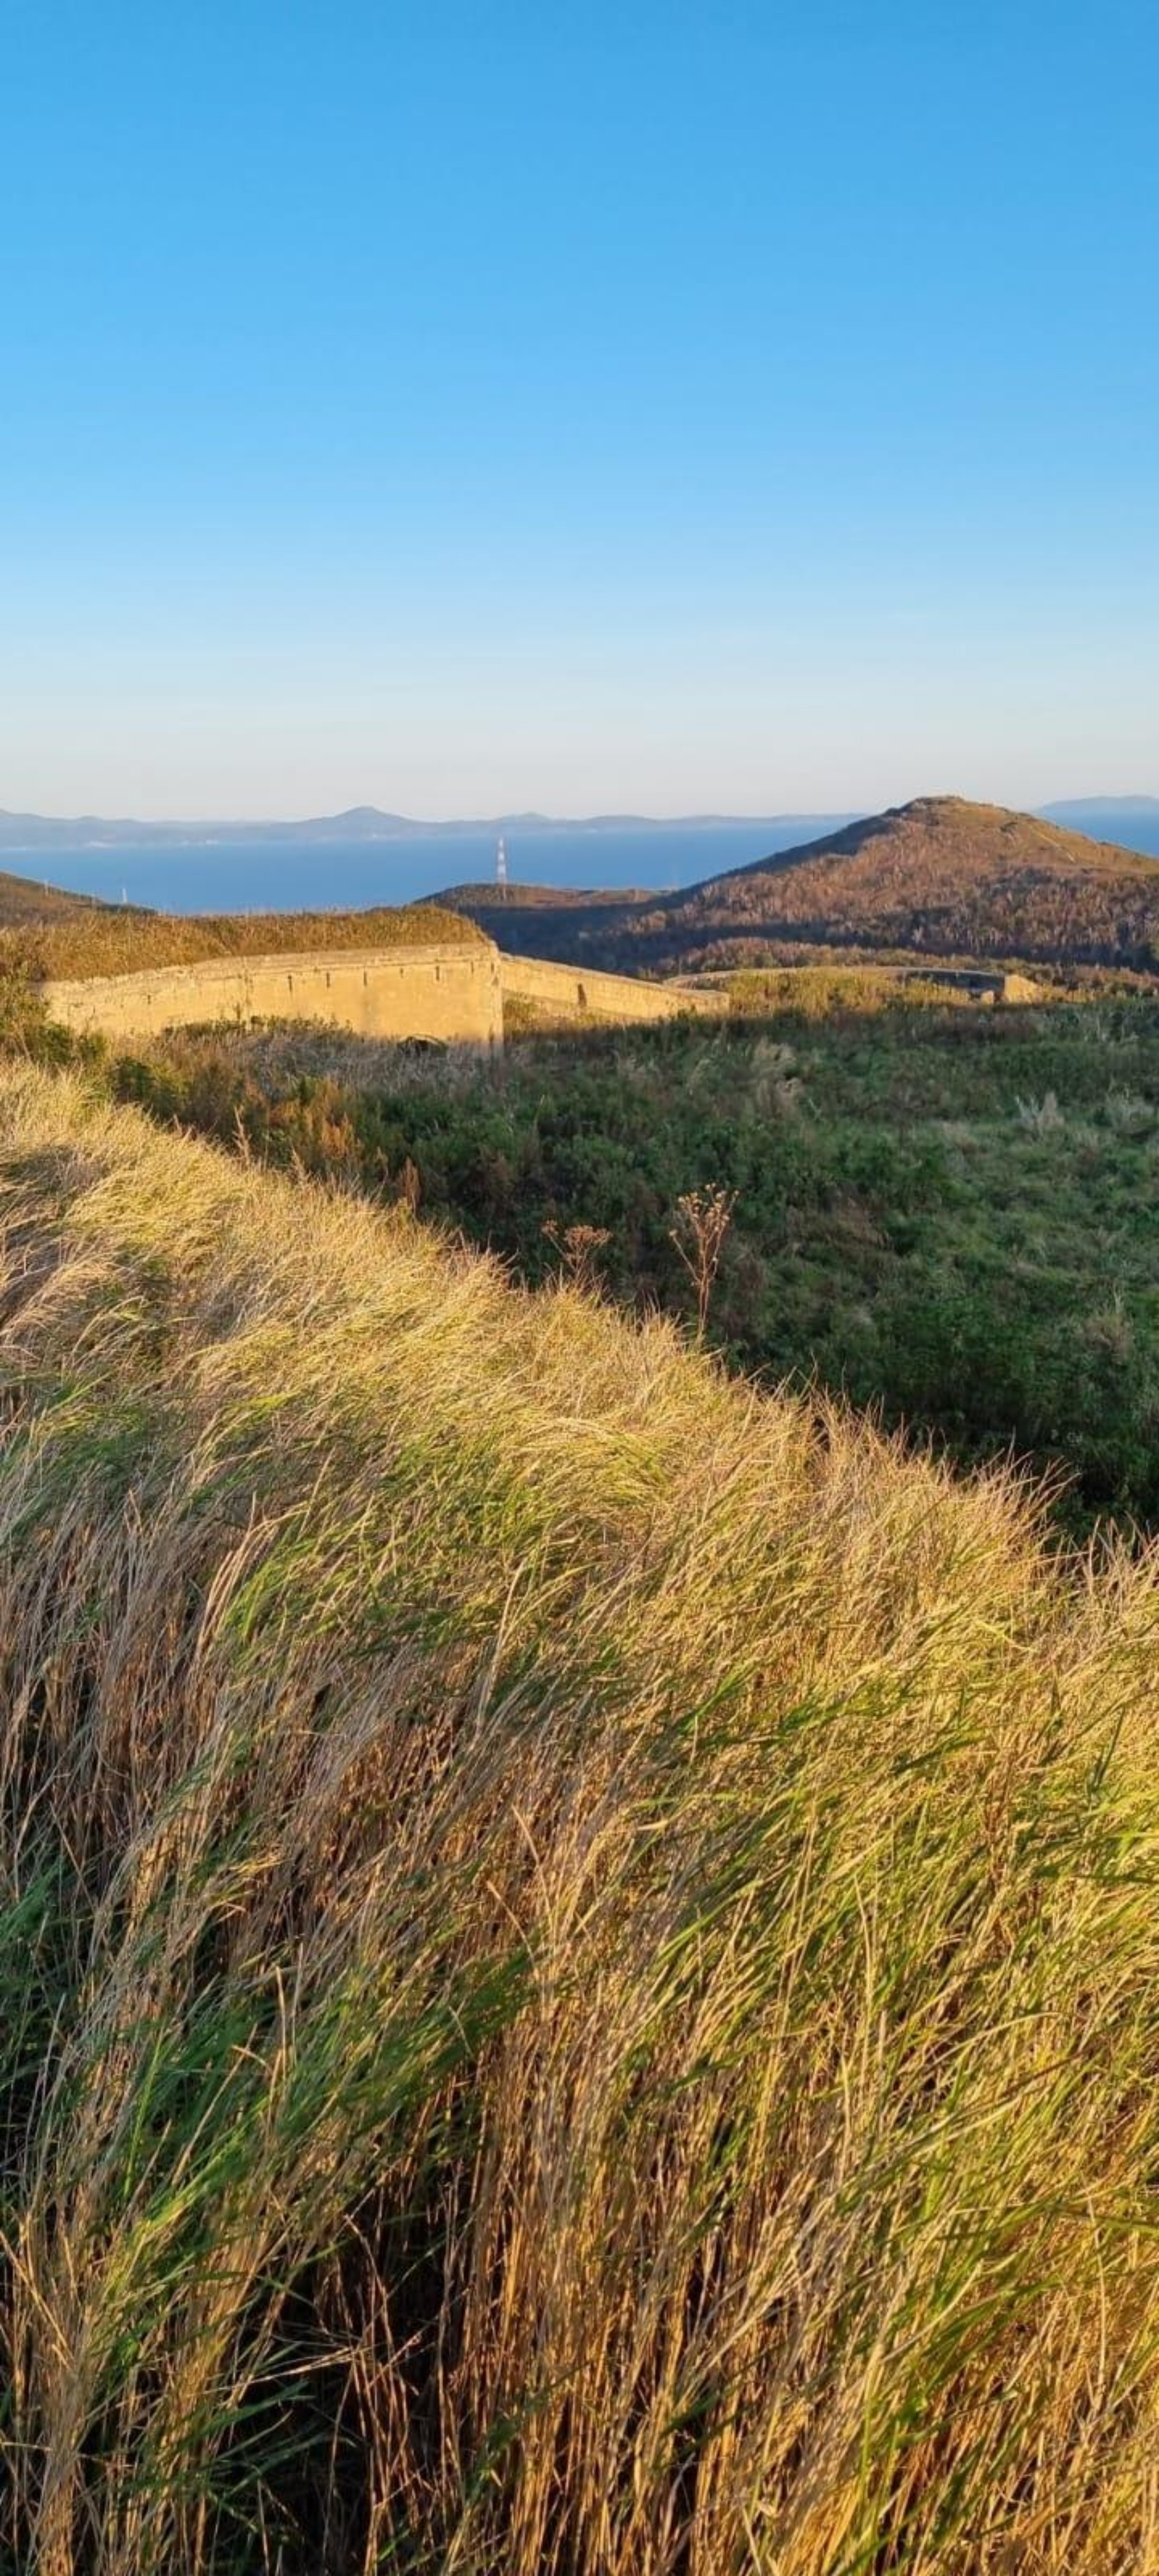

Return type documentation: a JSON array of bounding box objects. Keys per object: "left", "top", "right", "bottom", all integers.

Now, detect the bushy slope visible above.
[
  {"left": 114, "top": 995, "right": 1159, "bottom": 1529},
  {"left": 443, "top": 796, "right": 1159, "bottom": 974},
  {"left": 2, "top": 1066, "right": 1159, "bottom": 2573}
]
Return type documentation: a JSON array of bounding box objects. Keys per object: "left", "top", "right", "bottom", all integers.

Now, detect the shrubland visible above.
[
  {"left": 107, "top": 992, "right": 1159, "bottom": 1531},
  {"left": 444, "top": 796, "right": 1159, "bottom": 975},
  {"left": 3, "top": 1060, "right": 1159, "bottom": 2574}
]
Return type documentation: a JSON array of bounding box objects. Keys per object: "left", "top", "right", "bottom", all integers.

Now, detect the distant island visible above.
[
  {"left": 1, "top": 795, "right": 1157, "bottom": 859},
  {"left": 1042, "top": 797, "right": 1159, "bottom": 828},
  {"left": 0, "top": 804, "right": 859, "bottom": 853}
]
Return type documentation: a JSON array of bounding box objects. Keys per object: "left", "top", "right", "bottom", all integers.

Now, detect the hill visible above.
[
  {"left": 436, "top": 877, "right": 647, "bottom": 910},
  {"left": 438, "top": 795, "right": 1159, "bottom": 975},
  {"left": 0, "top": 861, "right": 112, "bottom": 926},
  {"left": 2, "top": 1059, "right": 1159, "bottom": 2571},
  {"left": 0, "top": 897, "right": 484, "bottom": 990},
  {"left": 0, "top": 856, "right": 485, "bottom": 987}
]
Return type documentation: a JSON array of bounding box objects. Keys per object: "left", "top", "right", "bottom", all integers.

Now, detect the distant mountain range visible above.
[
  {"left": 1044, "top": 797, "right": 1159, "bottom": 820},
  {"left": 2, "top": 796, "right": 1158, "bottom": 862},
  {"left": 0, "top": 805, "right": 859, "bottom": 853},
  {"left": 438, "top": 797, "right": 1159, "bottom": 978}
]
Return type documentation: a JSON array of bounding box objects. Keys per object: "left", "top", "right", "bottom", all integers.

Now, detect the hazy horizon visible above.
[{"left": 2, "top": 791, "right": 1158, "bottom": 836}]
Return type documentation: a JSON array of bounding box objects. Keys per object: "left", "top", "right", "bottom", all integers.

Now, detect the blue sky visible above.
[{"left": 2, "top": 0, "right": 1157, "bottom": 818}]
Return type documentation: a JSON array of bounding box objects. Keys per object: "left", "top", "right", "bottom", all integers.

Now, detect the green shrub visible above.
[{"left": 100, "top": 997, "right": 1159, "bottom": 1532}]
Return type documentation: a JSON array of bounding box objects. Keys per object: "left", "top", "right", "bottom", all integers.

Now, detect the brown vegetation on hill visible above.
[
  {"left": 438, "top": 879, "right": 643, "bottom": 910},
  {"left": 0, "top": 865, "right": 108, "bottom": 926},
  {"left": 441, "top": 797, "right": 1159, "bottom": 976},
  {"left": 0, "top": 899, "right": 484, "bottom": 985}
]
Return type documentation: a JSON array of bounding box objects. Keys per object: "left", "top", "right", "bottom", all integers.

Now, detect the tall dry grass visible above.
[
  {"left": 0, "top": 1062, "right": 1158, "bottom": 2574},
  {"left": 0, "top": 900, "right": 481, "bottom": 987}
]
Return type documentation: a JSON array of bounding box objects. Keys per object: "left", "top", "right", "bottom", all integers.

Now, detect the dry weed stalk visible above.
[
  {"left": 669, "top": 1181, "right": 738, "bottom": 1336},
  {"left": 542, "top": 1216, "right": 613, "bottom": 1292}
]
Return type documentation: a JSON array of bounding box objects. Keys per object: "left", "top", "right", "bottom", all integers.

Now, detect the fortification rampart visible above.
[
  {"left": 42, "top": 935, "right": 726, "bottom": 1047},
  {"left": 497, "top": 953, "right": 723, "bottom": 1025},
  {"left": 44, "top": 941, "right": 505, "bottom": 1048}
]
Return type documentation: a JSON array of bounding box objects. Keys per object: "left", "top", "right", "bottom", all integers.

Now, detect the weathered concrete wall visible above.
[
  {"left": 901, "top": 966, "right": 1046, "bottom": 1004},
  {"left": 45, "top": 942, "right": 505, "bottom": 1048},
  {"left": 43, "top": 938, "right": 723, "bottom": 1049},
  {"left": 498, "top": 953, "right": 723, "bottom": 1025},
  {"left": 997, "top": 972, "right": 1046, "bottom": 1004}
]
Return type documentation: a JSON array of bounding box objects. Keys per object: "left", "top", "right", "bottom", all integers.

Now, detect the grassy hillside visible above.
[
  {"left": 0, "top": 897, "right": 484, "bottom": 987},
  {"left": 441, "top": 796, "right": 1159, "bottom": 975},
  {"left": 113, "top": 992, "right": 1159, "bottom": 1529},
  {"left": 439, "top": 878, "right": 647, "bottom": 909},
  {"left": 0, "top": 863, "right": 112, "bottom": 926},
  {"left": 2, "top": 1060, "right": 1159, "bottom": 2573}
]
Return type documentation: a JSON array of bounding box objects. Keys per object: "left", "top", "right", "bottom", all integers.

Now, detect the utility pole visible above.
[{"left": 496, "top": 835, "right": 508, "bottom": 902}]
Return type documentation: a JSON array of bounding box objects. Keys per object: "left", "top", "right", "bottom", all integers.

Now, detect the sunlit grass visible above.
[
  {"left": 0, "top": 900, "right": 482, "bottom": 987},
  {"left": 1, "top": 1062, "right": 1158, "bottom": 2572}
]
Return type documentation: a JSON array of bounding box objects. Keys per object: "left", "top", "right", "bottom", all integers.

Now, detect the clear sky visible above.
[{"left": 3, "top": 0, "right": 1157, "bottom": 819}]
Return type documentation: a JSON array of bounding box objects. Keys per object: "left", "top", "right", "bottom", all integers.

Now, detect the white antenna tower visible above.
[{"left": 496, "top": 834, "right": 508, "bottom": 900}]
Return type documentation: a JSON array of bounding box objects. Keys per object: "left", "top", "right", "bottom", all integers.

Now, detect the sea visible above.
[
  {"left": 14, "top": 821, "right": 851, "bottom": 917},
  {"left": 12, "top": 803, "right": 1158, "bottom": 917}
]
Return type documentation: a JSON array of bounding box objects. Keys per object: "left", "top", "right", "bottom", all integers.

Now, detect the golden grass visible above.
[
  {"left": 0, "top": 867, "right": 101, "bottom": 928},
  {"left": 0, "top": 900, "right": 483, "bottom": 985},
  {"left": 1, "top": 1062, "right": 1158, "bottom": 2573}
]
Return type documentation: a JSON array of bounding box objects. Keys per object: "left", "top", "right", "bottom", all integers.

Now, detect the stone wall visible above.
[
  {"left": 901, "top": 966, "right": 1046, "bottom": 1004},
  {"left": 497, "top": 952, "right": 723, "bottom": 1025},
  {"left": 42, "top": 938, "right": 726, "bottom": 1048},
  {"left": 44, "top": 942, "right": 505, "bottom": 1048}
]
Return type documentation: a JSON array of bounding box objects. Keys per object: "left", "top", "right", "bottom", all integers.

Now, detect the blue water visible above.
[
  {"left": 16, "top": 821, "right": 851, "bottom": 916},
  {"left": 1041, "top": 803, "right": 1159, "bottom": 859},
  {"left": 18, "top": 806, "right": 1155, "bottom": 915}
]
